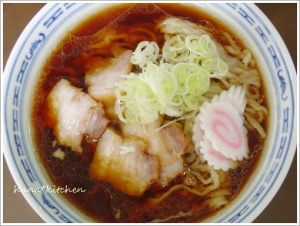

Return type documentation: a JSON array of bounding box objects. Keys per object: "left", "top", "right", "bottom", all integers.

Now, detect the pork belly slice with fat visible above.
[
  {"left": 159, "top": 157, "right": 184, "bottom": 186},
  {"left": 121, "top": 117, "right": 189, "bottom": 185},
  {"left": 85, "top": 48, "right": 133, "bottom": 109},
  {"left": 46, "top": 79, "right": 109, "bottom": 152},
  {"left": 120, "top": 117, "right": 189, "bottom": 166},
  {"left": 89, "top": 127, "right": 159, "bottom": 197}
]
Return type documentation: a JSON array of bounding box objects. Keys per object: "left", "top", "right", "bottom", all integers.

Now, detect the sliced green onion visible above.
[{"left": 115, "top": 33, "right": 228, "bottom": 124}]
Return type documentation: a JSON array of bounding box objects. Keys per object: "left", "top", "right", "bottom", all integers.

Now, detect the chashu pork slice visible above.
[
  {"left": 89, "top": 127, "right": 159, "bottom": 197},
  {"left": 120, "top": 116, "right": 189, "bottom": 166},
  {"left": 120, "top": 117, "right": 189, "bottom": 185},
  {"left": 46, "top": 78, "right": 109, "bottom": 152},
  {"left": 85, "top": 48, "right": 133, "bottom": 119},
  {"left": 159, "top": 157, "right": 184, "bottom": 186}
]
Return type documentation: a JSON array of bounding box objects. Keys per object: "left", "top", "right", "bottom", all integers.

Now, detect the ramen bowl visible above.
[{"left": 2, "top": 3, "right": 297, "bottom": 223}]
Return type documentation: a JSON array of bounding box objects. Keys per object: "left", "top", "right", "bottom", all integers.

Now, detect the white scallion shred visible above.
[
  {"left": 130, "top": 41, "right": 159, "bottom": 68},
  {"left": 118, "top": 146, "right": 136, "bottom": 155},
  {"left": 52, "top": 148, "right": 65, "bottom": 160}
]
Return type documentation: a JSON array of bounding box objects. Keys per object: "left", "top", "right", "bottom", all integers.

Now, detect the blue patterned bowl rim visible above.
[{"left": 2, "top": 3, "right": 297, "bottom": 223}]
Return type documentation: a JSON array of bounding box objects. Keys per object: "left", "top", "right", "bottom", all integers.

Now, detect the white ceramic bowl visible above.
[{"left": 2, "top": 3, "right": 297, "bottom": 223}]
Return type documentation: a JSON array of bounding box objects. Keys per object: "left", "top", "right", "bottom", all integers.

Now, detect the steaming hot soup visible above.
[{"left": 31, "top": 3, "right": 268, "bottom": 223}]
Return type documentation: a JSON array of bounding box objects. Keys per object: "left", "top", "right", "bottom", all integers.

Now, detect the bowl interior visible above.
[{"left": 3, "top": 3, "right": 297, "bottom": 223}]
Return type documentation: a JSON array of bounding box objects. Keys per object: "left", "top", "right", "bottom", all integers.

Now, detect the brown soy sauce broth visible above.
[{"left": 31, "top": 3, "right": 267, "bottom": 223}]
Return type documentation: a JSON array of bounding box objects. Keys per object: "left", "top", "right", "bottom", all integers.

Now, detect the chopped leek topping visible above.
[
  {"left": 115, "top": 34, "right": 228, "bottom": 124},
  {"left": 130, "top": 41, "right": 159, "bottom": 68}
]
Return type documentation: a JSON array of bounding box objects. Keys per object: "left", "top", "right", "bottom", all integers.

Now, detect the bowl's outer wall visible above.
[{"left": 2, "top": 3, "right": 297, "bottom": 223}]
